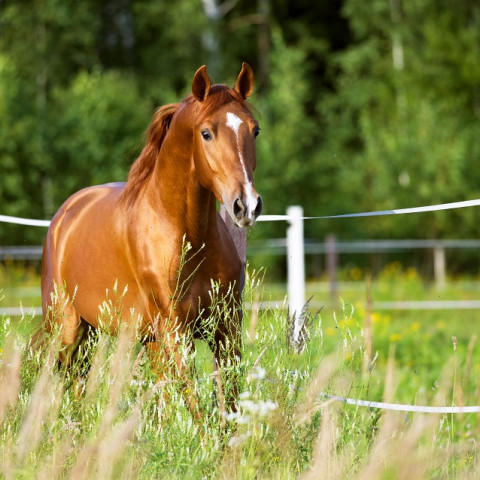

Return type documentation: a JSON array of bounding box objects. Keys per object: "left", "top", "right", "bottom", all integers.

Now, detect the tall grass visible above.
[{"left": 1, "top": 268, "right": 480, "bottom": 479}]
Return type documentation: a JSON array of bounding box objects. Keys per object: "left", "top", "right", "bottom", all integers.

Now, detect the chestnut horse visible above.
[{"left": 41, "top": 63, "right": 262, "bottom": 413}]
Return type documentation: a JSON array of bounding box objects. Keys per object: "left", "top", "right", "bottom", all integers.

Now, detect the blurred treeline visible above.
[{"left": 1, "top": 0, "right": 479, "bottom": 248}]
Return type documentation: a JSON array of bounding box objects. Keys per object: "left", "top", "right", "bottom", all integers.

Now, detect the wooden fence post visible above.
[
  {"left": 326, "top": 234, "right": 338, "bottom": 305},
  {"left": 433, "top": 245, "right": 446, "bottom": 290}
]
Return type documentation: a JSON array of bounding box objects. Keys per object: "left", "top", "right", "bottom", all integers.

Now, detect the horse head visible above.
[{"left": 191, "top": 63, "right": 263, "bottom": 228}]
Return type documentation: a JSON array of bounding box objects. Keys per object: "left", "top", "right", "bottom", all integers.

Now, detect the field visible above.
[{"left": 1, "top": 262, "right": 480, "bottom": 479}]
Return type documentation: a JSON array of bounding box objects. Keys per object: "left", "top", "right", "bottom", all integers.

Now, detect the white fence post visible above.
[{"left": 287, "top": 206, "right": 305, "bottom": 344}]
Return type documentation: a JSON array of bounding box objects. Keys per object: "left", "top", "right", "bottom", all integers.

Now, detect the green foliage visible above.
[
  {"left": 49, "top": 70, "right": 152, "bottom": 204},
  {"left": 318, "top": 0, "right": 480, "bottom": 241},
  {"left": 257, "top": 29, "right": 315, "bottom": 206},
  {"left": 132, "top": 0, "right": 210, "bottom": 100},
  {"left": 1, "top": 0, "right": 479, "bottom": 269}
]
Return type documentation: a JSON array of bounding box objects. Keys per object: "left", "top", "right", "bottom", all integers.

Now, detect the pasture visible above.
[{"left": 1, "top": 263, "right": 480, "bottom": 479}]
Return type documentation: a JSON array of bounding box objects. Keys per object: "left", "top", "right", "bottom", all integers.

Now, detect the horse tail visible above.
[{"left": 121, "top": 103, "right": 179, "bottom": 207}]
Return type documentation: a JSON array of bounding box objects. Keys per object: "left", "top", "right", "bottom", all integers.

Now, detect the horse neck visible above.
[{"left": 145, "top": 114, "right": 217, "bottom": 247}]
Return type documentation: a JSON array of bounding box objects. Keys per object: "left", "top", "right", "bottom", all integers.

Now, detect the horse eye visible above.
[
  {"left": 201, "top": 129, "right": 213, "bottom": 141},
  {"left": 254, "top": 127, "right": 260, "bottom": 138}
]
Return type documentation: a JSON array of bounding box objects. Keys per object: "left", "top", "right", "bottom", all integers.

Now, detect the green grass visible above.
[{"left": 1, "top": 263, "right": 480, "bottom": 478}]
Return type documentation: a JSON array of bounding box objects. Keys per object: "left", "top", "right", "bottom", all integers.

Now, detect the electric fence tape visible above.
[
  {"left": 0, "top": 215, "right": 51, "bottom": 227},
  {"left": 258, "top": 198, "right": 480, "bottom": 222},
  {"left": 321, "top": 393, "right": 480, "bottom": 414},
  {"left": 1, "top": 198, "right": 480, "bottom": 226}
]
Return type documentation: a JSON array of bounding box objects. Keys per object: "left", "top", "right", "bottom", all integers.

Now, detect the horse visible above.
[{"left": 40, "top": 63, "right": 262, "bottom": 415}]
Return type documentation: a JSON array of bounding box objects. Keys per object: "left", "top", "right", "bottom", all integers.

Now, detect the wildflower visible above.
[
  {"left": 130, "top": 379, "right": 146, "bottom": 387},
  {"left": 225, "top": 411, "right": 251, "bottom": 424},
  {"left": 249, "top": 366, "right": 266, "bottom": 381},
  {"left": 256, "top": 399, "right": 278, "bottom": 416},
  {"left": 238, "top": 398, "right": 278, "bottom": 417},
  {"left": 389, "top": 333, "right": 402, "bottom": 343},
  {"left": 410, "top": 322, "right": 421, "bottom": 332},
  {"left": 325, "top": 327, "right": 336, "bottom": 336},
  {"left": 349, "top": 267, "right": 362, "bottom": 281},
  {"left": 228, "top": 432, "right": 251, "bottom": 448},
  {"left": 406, "top": 267, "right": 418, "bottom": 280}
]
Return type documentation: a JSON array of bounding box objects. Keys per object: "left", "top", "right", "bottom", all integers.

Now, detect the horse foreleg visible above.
[
  {"left": 213, "top": 322, "right": 242, "bottom": 413},
  {"left": 146, "top": 334, "right": 201, "bottom": 419},
  {"left": 38, "top": 297, "right": 91, "bottom": 397},
  {"left": 42, "top": 302, "right": 86, "bottom": 367}
]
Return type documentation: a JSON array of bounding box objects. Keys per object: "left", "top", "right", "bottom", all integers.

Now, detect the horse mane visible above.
[{"left": 121, "top": 103, "right": 179, "bottom": 207}]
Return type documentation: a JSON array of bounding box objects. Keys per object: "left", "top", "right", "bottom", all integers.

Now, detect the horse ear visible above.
[
  {"left": 192, "top": 65, "right": 211, "bottom": 102},
  {"left": 234, "top": 62, "right": 254, "bottom": 99}
]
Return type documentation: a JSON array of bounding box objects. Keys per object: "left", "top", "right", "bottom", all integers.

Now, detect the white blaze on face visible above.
[
  {"left": 226, "top": 111, "right": 243, "bottom": 136},
  {"left": 225, "top": 112, "right": 256, "bottom": 215}
]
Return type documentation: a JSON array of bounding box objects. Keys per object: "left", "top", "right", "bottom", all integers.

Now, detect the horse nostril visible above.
[
  {"left": 254, "top": 195, "right": 263, "bottom": 218},
  {"left": 233, "top": 198, "right": 245, "bottom": 218}
]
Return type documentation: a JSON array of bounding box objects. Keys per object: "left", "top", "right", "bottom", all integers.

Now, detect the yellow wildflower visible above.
[
  {"left": 410, "top": 322, "right": 421, "bottom": 332},
  {"left": 326, "top": 327, "right": 336, "bottom": 336},
  {"left": 389, "top": 333, "right": 403, "bottom": 343}
]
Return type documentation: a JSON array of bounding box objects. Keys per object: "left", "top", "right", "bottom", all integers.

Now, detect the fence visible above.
[
  {"left": 2, "top": 199, "right": 480, "bottom": 325},
  {"left": 256, "top": 201, "right": 480, "bottom": 332},
  {"left": 0, "top": 246, "right": 43, "bottom": 260},
  {"left": 248, "top": 235, "right": 480, "bottom": 297},
  {"left": 0, "top": 199, "right": 480, "bottom": 318}
]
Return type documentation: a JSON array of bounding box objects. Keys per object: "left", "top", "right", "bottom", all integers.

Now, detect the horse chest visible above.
[
  {"left": 170, "top": 244, "right": 241, "bottom": 318},
  {"left": 134, "top": 237, "right": 240, "bottom": 324}
]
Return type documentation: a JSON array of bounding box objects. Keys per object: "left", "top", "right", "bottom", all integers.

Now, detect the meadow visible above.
[{"left": 1, "top": 262, "right": 480, "bottom": 479}]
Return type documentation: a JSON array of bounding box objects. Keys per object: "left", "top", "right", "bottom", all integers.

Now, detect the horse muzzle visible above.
[{"left": 232, "top": 194, "right": 263, "bottom": 227}]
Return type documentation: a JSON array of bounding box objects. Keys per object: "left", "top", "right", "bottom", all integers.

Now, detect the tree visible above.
[
  {"left": 317, "top": 0, "right": 480, "bottom": 241},
  {"left": 1, "top": 0, "right": 480, "bottom": 256}
]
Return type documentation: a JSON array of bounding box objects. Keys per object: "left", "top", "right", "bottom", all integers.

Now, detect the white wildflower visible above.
[
  {"left": 257, "top": 399, "right": 278, "bottom": 416},
  {"left": 130, "top": 379, "right": 146, "bottom": 387},
  {"left": 238, "top": 398, "right": 278, "bottom": 417},
  {"left": 228, "top": 432, "right": 251, "bottom": 448},
  {"left": 225, "top": 411, "right": 251, "bottom": 424},
  {"left": 249, "top": 366, "right": 267, "bottom": 381}
]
